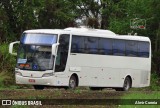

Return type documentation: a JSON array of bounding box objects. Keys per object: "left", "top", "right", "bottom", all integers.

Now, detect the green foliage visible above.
[
  {"left": 0, "top": 72, "right": 8, "bottom": 88},
  {"left": 149, "top": 72, "right": 160, "bottom": 90},
  {"left": 152, "top": 51, "right": 160, "bottom": 75},
  {"left": 0, "top": 0, "right": 159, "bottom": 42},
  {"left": 0, "top": 43, "right": 16, "bottom": 71},
  {"left": 0, "top": 43, "right": 16, "bottom": 87},
  {"left": 109, "top": 18, "right": 130, "bottom": 34},
  {"left": 38, "top": 0, "right": 77, "bottom": 29},
  {"left": 121, "top": 91, "right": 160, "bottom": 99}
]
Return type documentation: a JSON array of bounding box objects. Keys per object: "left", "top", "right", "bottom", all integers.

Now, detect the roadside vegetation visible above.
[{"left": 0, "top": 43, "right": 16, "bottom": 88}]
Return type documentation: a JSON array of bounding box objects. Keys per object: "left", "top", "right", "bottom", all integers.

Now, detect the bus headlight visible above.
[
  {"left": 42, "top": 73, "right": 53, "bottom": 77},
  {"left": 15, "top": 71, "right": 22, "bottom": 76}
]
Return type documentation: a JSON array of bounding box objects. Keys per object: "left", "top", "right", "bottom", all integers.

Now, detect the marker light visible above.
[{"left": 19, "top": 64, "right": 30, "bottom": 68}]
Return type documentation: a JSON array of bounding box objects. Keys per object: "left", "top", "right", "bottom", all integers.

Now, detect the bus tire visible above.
[
  {"left": 69, "top": 75, "right": 77, "bottom": 89},
  {"left": 115, "top": 77, "right": 131, "bottom": 91},
  {"left": 33, "top": 85, "right": 44, "bottom": 90},
  {"left": 121, "top": 77, "right": 131, "bottom": 91},
  {"left": 123, "top": 77, "right": 131, "bottom": 91}
]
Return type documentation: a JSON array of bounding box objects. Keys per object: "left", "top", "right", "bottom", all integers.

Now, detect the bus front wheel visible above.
[{"left": 69, "top": 75, "right": 77, "bottom": 89}]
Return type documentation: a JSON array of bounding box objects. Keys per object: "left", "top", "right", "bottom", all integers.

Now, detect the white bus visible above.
[{"left": 9, "top": 27, "right": 151, "bottom": 91}]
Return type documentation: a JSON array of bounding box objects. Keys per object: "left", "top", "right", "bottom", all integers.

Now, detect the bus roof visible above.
[{"left": 24, "top": 27, "right": 150, "bottom": 42}]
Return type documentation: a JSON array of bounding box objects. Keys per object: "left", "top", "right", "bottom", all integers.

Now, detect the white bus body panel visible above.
[{"left": 67, "top": 53, "right": 151, "bottom": 88}]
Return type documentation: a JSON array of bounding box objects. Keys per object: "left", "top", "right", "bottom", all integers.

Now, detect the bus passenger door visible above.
[{"left": 55, "top": 34, "right": 70, "bottom": 72}]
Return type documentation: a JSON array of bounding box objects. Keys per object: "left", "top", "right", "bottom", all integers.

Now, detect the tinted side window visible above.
[
  {"left": 113, "top": 39, "right": 125, "bottom": 56},
  {"left": 99, "top": 38, "right": 112, "bottom": 55},
  {"left": 126, "top": 41, "right": 138, "bottom": 57},
  {"left": 138, "top": 42, "right": 149, "bottom": 58},
  {"left": 71, "top": 36, "right": 84, "bottom": 53},
  {"left": 84, "top": 37, "right": 98, "bottom": 54}
]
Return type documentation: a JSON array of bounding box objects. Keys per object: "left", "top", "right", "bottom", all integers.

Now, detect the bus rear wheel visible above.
[
  {"left": 33, "top": 85, "right": 44, "bottom": 90},
  {"left": 69, "top": 75, "right": 77, "bottom": 89},
  {"left": 115, "top": 77, "right": 131, "bottom": 91},
  {"left": 123, "top": 77, "right": 131, "bottom": 91}
]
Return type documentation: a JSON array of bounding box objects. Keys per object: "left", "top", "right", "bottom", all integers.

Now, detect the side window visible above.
[
  {"left": 126, "top": 41, "right": 138, "bottom": 57},
  {"left": 84, "top": 37, "right": 98, "bottom": 54},
  {"left": 99, "top": 38, "right": 112, "bottom": 55},
  {"left": 71, "top": 36, "right": 99, "bottom": 54},
  {"left": 71, "top": 36, "right": 84, "bottom": 53},
  {"left": 113, "top": 39, "right": 125, "bottom": 56},
  {"left": 55, "top": 34, "right": 70, "bottom": 72},
  {"left": 138, "top": 42, "right": 149, "bottom": 58}
]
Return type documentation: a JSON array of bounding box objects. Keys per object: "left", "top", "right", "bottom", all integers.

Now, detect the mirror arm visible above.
[
  {"left": 9, "top": 41, "right": 20, "bottom": 56},
  {"left": 52, "top": 43, "right": 59, "bottom": 56}
]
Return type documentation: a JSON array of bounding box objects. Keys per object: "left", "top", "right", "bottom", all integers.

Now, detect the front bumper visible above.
[{"left": 16, "top": 75, "right": 55, "bottom": 86}]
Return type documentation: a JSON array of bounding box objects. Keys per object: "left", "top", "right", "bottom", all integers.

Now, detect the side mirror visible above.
[
  {"left": 52, "top": 43, "right": 59, "bottom": 56},
  {"left": 9, "top": 41, "right": 20, "bottom": 56}
]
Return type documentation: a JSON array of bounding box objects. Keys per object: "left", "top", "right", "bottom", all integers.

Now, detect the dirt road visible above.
[{"left": 0, "top": 88, "right": 124, "bottom": 108}]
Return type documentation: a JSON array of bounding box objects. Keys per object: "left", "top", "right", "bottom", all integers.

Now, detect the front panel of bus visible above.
[
  {"left": 15, "top": 33, "right": 58, "bottom": 86},
  {"left": 15, "top": 33, "right": 71, "bottom": 87}
]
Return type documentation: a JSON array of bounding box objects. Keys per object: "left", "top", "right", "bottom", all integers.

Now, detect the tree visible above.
[
  {"left": 38, "top": 0, "right": 78, "bottom": 29},
  {"left": 0, "top": 0, "right": 44, "bottom": 41}
]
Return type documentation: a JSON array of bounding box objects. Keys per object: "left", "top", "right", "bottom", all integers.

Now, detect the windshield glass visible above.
[
  {"left": 17, "top": 44, "right": 53, "bottom": 71},
  {"left": 17, "top": 33, "right": 57, "bottom": 71},
  {"left": 21, "top": 33, "right": 57, "bottom": 45}
]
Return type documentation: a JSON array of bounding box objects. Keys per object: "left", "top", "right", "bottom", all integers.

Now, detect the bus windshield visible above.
[{"left": 16, "top": 33, "right": 58, "bottom": 71}]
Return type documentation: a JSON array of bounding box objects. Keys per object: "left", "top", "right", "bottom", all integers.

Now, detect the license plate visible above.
[{"left": 29, "top": 79, "right": 35, "bottom": 83}]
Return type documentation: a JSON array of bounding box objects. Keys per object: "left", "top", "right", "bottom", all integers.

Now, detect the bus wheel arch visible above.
[{"left": 69, "top": 73, "right": 79, "bottom": 89}]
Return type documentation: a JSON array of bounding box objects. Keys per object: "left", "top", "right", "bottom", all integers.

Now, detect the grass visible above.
[
  {"left": 121, "top": 91, "right": 160, "bottom": 99},
  {"left": 74, "top": 88, "right": 82, "bottom": 94},
  {"left": 0, "top": 72, "right": 6, "bottom": 88},
  {"left": 118, "top": 91, "right": 160, "bottom": 108},
  {"left": 0, "top": 71, "right": 12, "bottom": 88},
  {"left": 0, "top": 71, "right": 23, "bottom": 90},
  {"left": 11, "top": 106, "right": 29, "bottom": 108}
]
